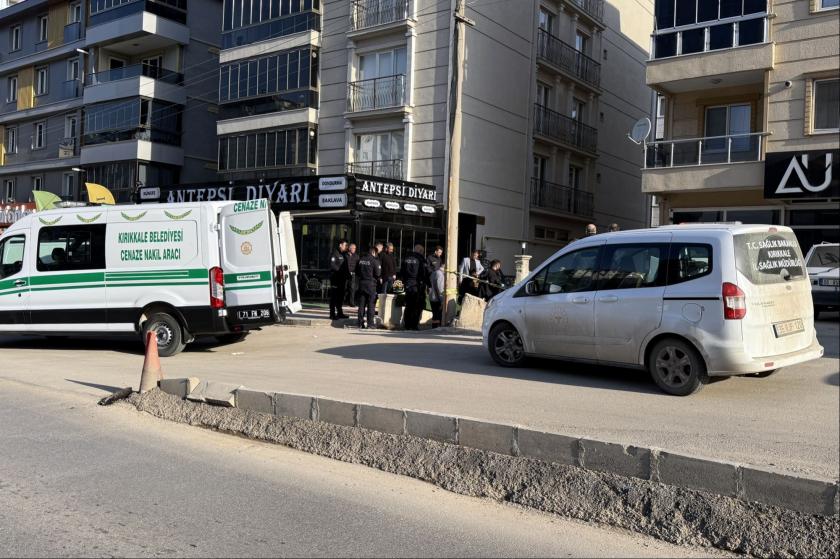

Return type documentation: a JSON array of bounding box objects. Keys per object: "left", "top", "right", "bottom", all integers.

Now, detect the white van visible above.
[
  {"left": 482, "top": 224, "right": 824, "bottom": 395},
  {"left": 0, "top": 199, "right": 301, "bottom": 356}
]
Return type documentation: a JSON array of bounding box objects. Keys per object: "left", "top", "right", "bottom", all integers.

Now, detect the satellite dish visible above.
[{"left": 628, "top": 117, "right": 652, "bottom": 144}]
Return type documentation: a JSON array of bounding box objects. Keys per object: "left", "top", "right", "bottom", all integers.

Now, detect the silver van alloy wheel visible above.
[
  {"left": 494, "top": 328, "right": 524, "bottom": 364},
  {"left": 654, "top": 345, "right": 693, "bottom": 387},
  {"left": 150, "top": 321, "right": 174, "bottom": 348}
]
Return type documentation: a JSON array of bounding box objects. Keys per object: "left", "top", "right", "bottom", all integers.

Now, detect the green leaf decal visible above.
[
  {"left": 76, "top": 213, "right": 103, "bottom": 224},
  {"left": 165, "top": 210, "right": 193, "bottom": 220},
  {"left": 38, "top": 216, "right": 62, "bottom": 226},
  {"left": 121, "top": 211, "right": 147, "bottom": 222},
  {"left": 229, "top": 221, "right": 264, "bottom": 236}
]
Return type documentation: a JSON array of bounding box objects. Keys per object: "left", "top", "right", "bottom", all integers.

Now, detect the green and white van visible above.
[{"left": 0, "top": 199, "right": 300, "bottom": 356}]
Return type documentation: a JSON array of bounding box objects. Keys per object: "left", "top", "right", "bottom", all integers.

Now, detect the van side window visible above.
[
  {"left": 668, "top": 244, "right": 713, "bottom": 285},
  {"left": 597, "top": 244, "right": 667, "bottom": 290},
  {"left": 0, "top": 236, "right": 26, "bottom": 279},
  {"left": 534, "top": 246, "right": 601, "bottom": 294},
  {"left": 37, "top": 225, "right": 106, "bottom": 272}
]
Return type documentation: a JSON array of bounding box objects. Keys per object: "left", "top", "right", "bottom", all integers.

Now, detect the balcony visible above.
[
  {"left": 89, "top": 0, "right": 187, "bottom": 27},
  {"left": 347, "top": 159, "right": 404, "bottom": 179},
  {"left": 64, "top": 21, "right": 83, "bottom": 42},
  {"left": 86, "top": 0, "right": 190, "bottom": 48},
  {"left": 536, "top": 29, "right": 601, "bottom": 89},
  {"left": 642, "top": 132, "right": 767, "bottom": 193},
  {"left": 85, "top": 64, "right": 185, "bottom": 105},
  {"left": 531, "top": 178, "right": 594, "bottom": 217},
  {"left": 533, "top": 104, "right": 598, "bottom": 154},
  {"left": 62, "top": 79, "right": 81, "bottom": 99},
  {"left": 350, "top": 0, "right": 410, "bottom": 33},
  {"left": 222, "top": 11, "right": 320, "bottom": 50},
  {"left": 568, "top": 0, "right": 604, "bottom": 23},
  {"left": 59, "top": 138, "right": 78, "bottom": 158},
  {"left": 88, "top": 64, "right": 183, "bottom": 85},
  {"left": 347, "top": 75, "right": 407, "bottom": 113}
]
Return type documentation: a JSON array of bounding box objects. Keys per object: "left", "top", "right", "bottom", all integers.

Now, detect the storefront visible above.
[{"left": 142, "top": 174, "right": 444, "bottom": 300}]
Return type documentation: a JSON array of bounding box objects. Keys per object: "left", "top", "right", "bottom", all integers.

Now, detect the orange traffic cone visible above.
[{"left": 139, "top": 331, "right": 164, "bottom": 393}]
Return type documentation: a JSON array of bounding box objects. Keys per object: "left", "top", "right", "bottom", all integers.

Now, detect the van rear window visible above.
[{"left": 734, "top": 231, "right": 805, "bottom": 285}]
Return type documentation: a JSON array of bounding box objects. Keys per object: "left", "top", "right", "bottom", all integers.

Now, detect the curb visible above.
[{"left": 161, "top": 378, "right": 839, "bottom": 517}]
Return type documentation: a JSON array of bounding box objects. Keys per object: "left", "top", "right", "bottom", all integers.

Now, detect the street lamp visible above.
[{"left": 520, "top": 242, "right": 527, "bottom": 255}]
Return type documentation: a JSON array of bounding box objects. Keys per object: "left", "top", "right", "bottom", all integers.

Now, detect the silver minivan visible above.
[{"left": 481, "top": 224, "right": 824, "bottom": 395}]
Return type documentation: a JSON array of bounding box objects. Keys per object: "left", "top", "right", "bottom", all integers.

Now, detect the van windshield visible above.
[
  {"left": 807, "top": 245, "right": 839, "bottom": 269},
  {"left": 734, "top": 231, "right": 806, "bottom": 285}
]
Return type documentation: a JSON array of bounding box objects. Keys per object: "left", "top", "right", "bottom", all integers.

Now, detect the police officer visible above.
[
  {"left": 329, "top": 239, "right": 349, "bottom": 320},
  {"left": 399, "top": 244, "right": 429, "bottom": 330},
  {"left": 356, "top": 246, "right": 381, "bottom": 329}
]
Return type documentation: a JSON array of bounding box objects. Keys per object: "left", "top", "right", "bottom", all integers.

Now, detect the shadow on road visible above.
[
  {"left": 318, "top": 342, "right": 661, "bottom": 395},
  {"left": 826, "top": 373, "right": 839, "bottom": 387},
  {"left": 65, "top": 379, "right": 126, "bottom": 394}
]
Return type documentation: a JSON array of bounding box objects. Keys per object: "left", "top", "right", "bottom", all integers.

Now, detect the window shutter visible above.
[
  {"left": 48, "top": 3, "right": 66, "bottom": 48},
  {"left": 17, "top": 68, "right": 34, "bottom": 111}
]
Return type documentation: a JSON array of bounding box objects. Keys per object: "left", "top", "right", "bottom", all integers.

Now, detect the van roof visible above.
[{"left": 568, "top": 223, "right": 795, "bottom": 244}]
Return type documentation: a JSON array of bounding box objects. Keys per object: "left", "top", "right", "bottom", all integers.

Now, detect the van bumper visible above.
[{"left": 706, "top": 338, "right": 825, "bottom": 376}]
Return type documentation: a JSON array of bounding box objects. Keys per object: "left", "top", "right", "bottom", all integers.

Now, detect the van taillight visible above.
[
  {"left": 722, "top": 282, "right": 746, "bottom": 320},
  {"left": 210, "top": 267, "right": 225, "bottom": 309}
]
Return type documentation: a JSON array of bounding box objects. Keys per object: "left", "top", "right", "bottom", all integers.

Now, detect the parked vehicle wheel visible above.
[
  {"left": 142, "top": 312, "right": 185, "bottom": 357},
  {"left": 488, "top": 322, "right": 526, "bottom": 367},
  {"left": 648, "top": 339, "right": 708, "bottom": 396},
  {"left": 216, "top": 332, "right": 248, "bottom": 345}
]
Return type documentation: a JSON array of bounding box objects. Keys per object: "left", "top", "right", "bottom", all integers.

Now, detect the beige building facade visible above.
[{"left": 644, "top": 0, "right": 839, "bottom": 250}]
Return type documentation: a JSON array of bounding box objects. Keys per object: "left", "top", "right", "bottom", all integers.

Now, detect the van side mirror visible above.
[{"left": 525, "top": 281, "right": 539, "bottom": 296}]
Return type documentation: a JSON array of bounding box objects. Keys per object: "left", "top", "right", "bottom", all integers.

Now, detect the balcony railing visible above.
[
  {"left": 531, "top": 178, "right": 594, "bottom": 217},
  {"left": 569, "top": 0, "right": 604, "bottom": 22},
  {"left": 533, "top": 104, "right": 598, "bottom": 153},
  {"left": 62, "top": 79, "right": 81, "bottom": 99},
  {"left": 651, "top": 13, "right": 769, "bottom": 60},
  {"left": 537, "top": 29, "right": 601, "bottom": 88},
  {"left": 89, "top": 0, "right": 187, "bottom": 27},
  {"left": 347, "top": 159, "right": 404, "bottom": 179},
  {"left": 350, "top": 0, "right": 410, "bottom": 31},
  {"left": 347, "top": 75, "right": 406, "bottom": 112},
  {"left": 83, "top": 126, "right": 181, "bottom": 146},
  {"left": 59, "top": 138, "right": 77, "bottom": 158},
  {"left": 64, "top": 21, "right": 82, "bottom": 42},
  {"left": 644, "top": 132, "right": 765, "bottom": 168},
  {"left": 87, "top": 63, "right": 183, "bottom": 85}
]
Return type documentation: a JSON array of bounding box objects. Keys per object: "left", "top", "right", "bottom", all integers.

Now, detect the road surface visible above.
[
  {"left": 0, "top": 316, "right": 837, "bottom": 479},
  {"left": 0, "top": 379, "right": 723, "bottom": 558}
]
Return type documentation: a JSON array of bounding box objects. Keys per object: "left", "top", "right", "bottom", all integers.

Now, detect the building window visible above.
[
  {"left": 68, "top": 58, "right": 81, "bottom": 81},
  {"left": 536, "top": 82, "right": 551, "bottom": 108},
  {"left": 32, "top": 176, "right": 43, "bottom": 191},
  {"left": 813, "top": 78, "right": 839, "bottom": 131},
  {"left": 3, "top": 179, "right": 15, "bottom": 202},
  {"left": 10, "top": 25, "right": 21, "bottom": 51},
  {"left": 69, "top": 2, "right": 82, "bottom": 23},
  {"left": 33, "top": 121, "right": 47, "bottom": 149},
  {"left": 358, "top": 47, "right": 407, "bottom": 81},
  {"left": 218, "top": 127, "right": 317, "bottom": 172},
  {"left": 353, "top": 131, "right": 404, "bottom": 178},
  {"left": 83, "top": 98, "right": 182, "bottom": 146},
  {"left": 655, "top": 94, "right": 667, "bottom": 140},
  {"left": 38, "top": 15, "right": 49, "bottom": 42},
  {"left": 575, "top": 31, "right": 590, "bottom": 55},
  {"left": 538, "top": 7, "right": 554, "bottom": 33},
  {"left": 219, "top": 47, "right": 318, "bottom": 104},
  {"left": 65, "top": 114, "right": 78, "bottom": 139},
  {"left": 534, "top": 226, "right": 568, "bottom": 242},
  {"left": 572, "top": 98, "right": 587, "bottom": 123},
  {"left": 818, "top": 0, "right": 839, "bottom": 9},
  {"left": 6, "top": 127, "right": 17, "bottom": 154},
  {"left": 221, "top": 0, "right": 320, "bottom": 49},
  {"left": 7, "top": 76, "right": 17, "bottom": 103},
  {"left": 36, "top": 67, "right": 49, "bottom": 96},
  {"left": 533, "top": 155, "right": 548, "bottom": 182},
  {"left": 569, "top": 165, "right": 582, "bottom": 190},
  {"left": 61, "top": 173, "right": 75, "bottom": 199}
]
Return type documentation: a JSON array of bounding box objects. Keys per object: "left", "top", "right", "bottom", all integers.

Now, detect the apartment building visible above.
[
  {"left": 0, "top": 0, "right": 221, "bottom": 205},
  {"left": 643, "top": 0, "right": 839, "bottom": 250}
]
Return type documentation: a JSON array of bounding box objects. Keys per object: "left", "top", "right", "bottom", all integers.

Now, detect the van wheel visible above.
[
  {"left": 143, "top": 312, "right": 185, "bottom": 358},
  {"left": 489, "top": 322, "right": 526, "bottom": 367},
  {"left": 216, "top": 332, "right": 248, "bottom": 345},
  {"left": 648, "top": 339, "right": 708, "bottom": 396}
]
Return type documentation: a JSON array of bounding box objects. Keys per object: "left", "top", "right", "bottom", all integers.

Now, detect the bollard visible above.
[{"left": 139, "top": 331, "right": 163, "bottom": 393}]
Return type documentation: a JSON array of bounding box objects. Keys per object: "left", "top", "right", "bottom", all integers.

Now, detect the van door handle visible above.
[
  {"left": 572, "top": 296, "right": 590, "bottom": 304},
  {"left": 598, "top": 296, "right": 619, "bottom": 303},
  {"left": 13, "top": 279, "right": 26, "bottom": 287}
]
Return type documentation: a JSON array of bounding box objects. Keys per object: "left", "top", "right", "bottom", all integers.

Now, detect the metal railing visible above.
[
  {"left": 347, "top": 159, "right": 404, "bottom": 179},
  {"left": 536, "top": 28, "right": 601, "bottom": 88},
  {"left": 62, "top": 79, "right": 81, "bottom": 99},
  {"left": 650, "top": 13, "right": 769, "bottom": 60},
  {"left": 58, "top": 137, "right": 77, "bottom": 158},
  {"left": 644, "top": 132, "right": 765, "bottom": 168},
  {"left": 350, "top": 0, "right": 410, "bottom": 31},
  {"left": 64, "top": 21, "right": 82, "bottom": 42},
  {"left": 347, "top": 75, "right": 406, "bottom": 112},
  {"left": 533, "top": 104, "right": 598, "bottom": 153},
  {"left": 87, "top": 63, "right": 183, "bottom": 85},
  {"left": 570, "top": 0, "right": 604, "bottom": 22},
  {"left": 531, "top": 178, "right": 594, "bottom": 217}
]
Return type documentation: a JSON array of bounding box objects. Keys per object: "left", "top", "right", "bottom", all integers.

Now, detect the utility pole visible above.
[{"left": 444, "top": 0, "right": 474, "bottom": 324}]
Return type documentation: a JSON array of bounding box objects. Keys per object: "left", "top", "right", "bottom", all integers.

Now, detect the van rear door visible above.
[
  {"left": 276, "top": 211, "right": 301, "bottom": 314},
  {"left": 733, "top": 228, "right": 813, "bottom": 359},
  {"left": 220, "top": 200, "right": 278, "bottom": 327}
]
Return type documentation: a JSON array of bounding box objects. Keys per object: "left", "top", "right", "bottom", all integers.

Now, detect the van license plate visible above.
[
  {"left": 819, "top": 278, "right": 839, "bottom": 287},
  {"left": 774, "top": 319, "right": 805, "bottom": 338}
]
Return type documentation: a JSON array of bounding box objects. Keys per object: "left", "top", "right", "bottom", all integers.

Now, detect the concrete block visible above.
[
  {"left": 458, "top": 294, "right": 486, "bottom": 330},
  {"left": 517, "top": 429, "right": 578, "bottom": 465},
  {"left": 405, "top": 410, "right": 457, "bottom": 444},
  {"left": 275, "top": 392, "right": 314, "bottom": 420},
  {"left": 579, "top": 439, "right": 651, "bottom": 480},
  {"left": 740, "top": 467, "right": 837, "bottom": 516},
  {"left": 358, "top": 404, "right": 405, "bottom": 435},
  {"left": 458, "top": 418, "right": 515, "bottom": 455},
  {"left": 158, "top": 377, "right": 199, "bottom": 398},
  {"left": 657, "top": 451, "right": 738, "bottom": 497},
  {"left": 316, "top": 398, "right": 357, "bottom": 427},
  {"left": 186, "top": 380, "right": 240, "bottom": 407},
  {"left": 235, "top": 389, "right": 274, "bottom": 414},
  {"left": 379, "top": 294, "right": 403, "bottom": 330}
]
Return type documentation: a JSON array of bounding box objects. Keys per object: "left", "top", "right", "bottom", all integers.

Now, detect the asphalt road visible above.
[
  {"left": 0, "top": 316, "right": 837, "bottom": 479},
  {"left": 0, "top": 379, "right": 723, "bottom": 558}
]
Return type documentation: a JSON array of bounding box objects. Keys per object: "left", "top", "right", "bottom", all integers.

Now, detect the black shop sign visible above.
[{"left": 764, "top": 150, "right": 839, "bottom": 199}]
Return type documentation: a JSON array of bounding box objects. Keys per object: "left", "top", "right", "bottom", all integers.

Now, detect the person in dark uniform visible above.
[
  {"left": 356, "top": 246, "right": 381, "bottom": 329},
  {"left": 399, "top": 244, "right": 429, "bottom": 330},
  {"left": 379, "top": 242, "right": 397, "bottom": 295},
  {"left": 329, "top": 239, "right": 349, "bottom": 320},
  {"left": 344, "top": 242, "right": 360, "bottom": 308},
  {"left": 426, "top": 245, "right": 443, "bottom": 276}
]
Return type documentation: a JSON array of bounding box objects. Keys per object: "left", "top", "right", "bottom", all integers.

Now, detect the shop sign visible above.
[
  {"left": 764, "top": 150, "right": 839, "bottom": 199},
  {"left": 356, "top": 178, "right": 437, "bottom": 203},
  {"left": 319, "top": 193, "right": 348, "bottom": 208}
]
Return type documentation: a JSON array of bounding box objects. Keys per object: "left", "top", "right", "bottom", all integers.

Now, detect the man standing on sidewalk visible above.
[
  {"left": 379, "top": 242, "right": 397, "bottom": 295},
  {"left": 345, "top": 243, "right": 360, "bottom": 308},
  {"left": 400, "top": 244, "right": 429, "bottom": 330},
  {"left": 329, "top": 240, "right": 349, "bottom": 320},
  {"left": 356, "top": 246, "right": 381, "bottom": 329}
]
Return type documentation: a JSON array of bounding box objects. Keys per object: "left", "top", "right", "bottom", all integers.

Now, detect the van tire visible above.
[
  {"left": 216, "top": 332, "right": 248, "bottom": 345},
  {"left": 648, "top": 338, "right": 708, "bottom": 396},
  {"left": 143, "top": 312, "right": 186, "bottom": 358},
  {"left": 488, "top": 322, "right": 526, "bottom": 367}
]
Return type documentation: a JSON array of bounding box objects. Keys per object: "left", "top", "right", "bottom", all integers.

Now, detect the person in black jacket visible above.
[
  {"left": 379, "top": 242, "right": 397, "bottom": 295},
  {"left": 329, "top": 240, "right": 349, "bottom": 320},
  {"left": 400, "top": 244, "right": 429, "bottom": 330},
  {"left": 344, "top": 242, "right": 360, "bottom": 308},
  {"left": 480, "top": 259, "right": 506, "bottom": 301},
  {"left": 426, "top": 245, "right": 443, "bottom": 276},
  {"left": 356, "top": 246, "right": 382, "bottom": 329}
]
